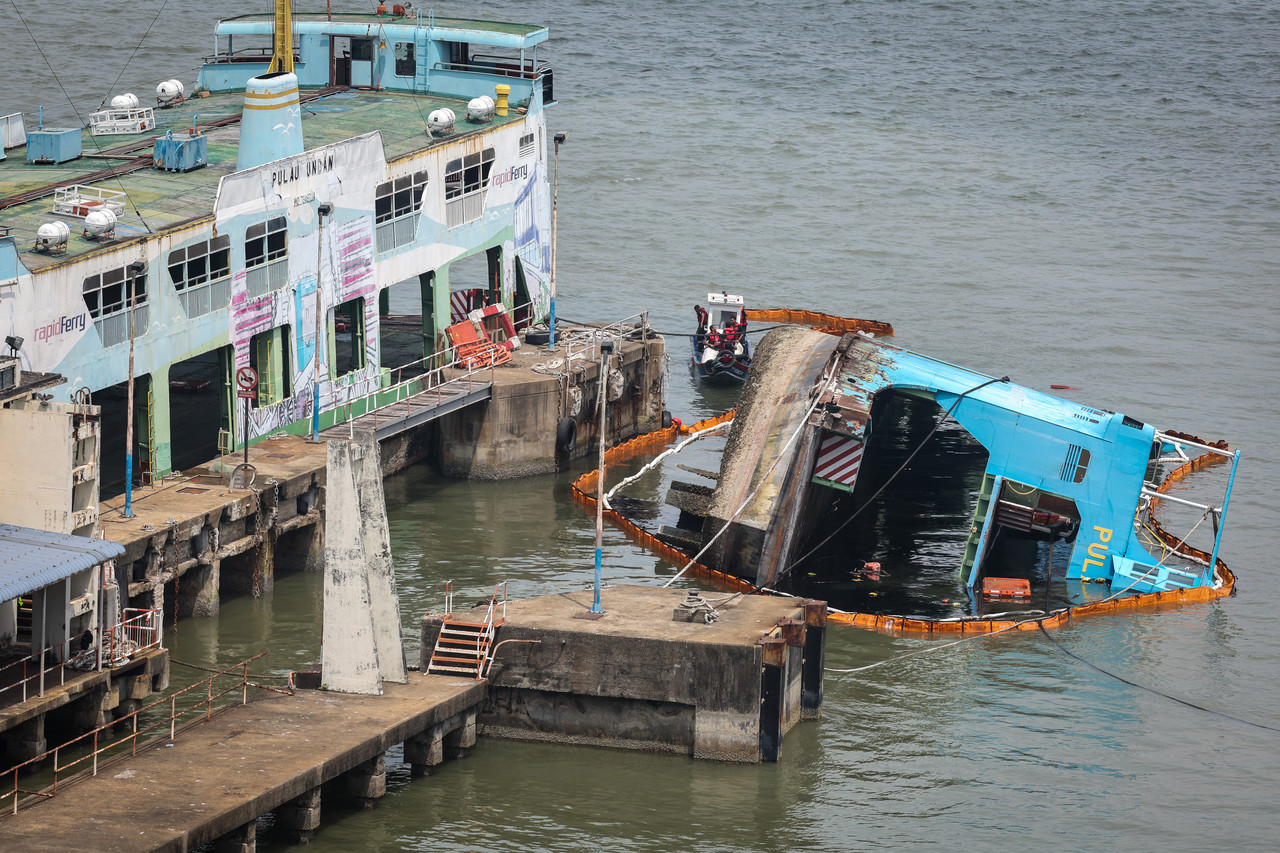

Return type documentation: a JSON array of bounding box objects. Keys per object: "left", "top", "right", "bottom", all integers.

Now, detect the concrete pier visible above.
[
  {"left": 0, "top": 674, "right": 486, "bottom": 852},
  {"left": 102, "top": 328, "right": 665, "bottom": 616},
  {"left": 422, "top": 585, "right": 826, "bottom": 763}
]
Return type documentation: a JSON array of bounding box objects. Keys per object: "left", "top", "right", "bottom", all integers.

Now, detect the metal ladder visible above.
[{"left": 427, "top": 581, "right": 507, "bottom": 679}]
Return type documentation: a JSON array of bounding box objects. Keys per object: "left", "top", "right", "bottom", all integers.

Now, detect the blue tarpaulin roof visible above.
[{"left": 0, "top": 524, "right": 125, "bottom": 602}]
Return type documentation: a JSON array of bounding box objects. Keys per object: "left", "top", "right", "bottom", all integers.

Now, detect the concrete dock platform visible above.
[
  {"left": 424, "top": 585, "right": 827, "bottom": 763},
  {"left": 0, "top": 673, "right": 486, "bottom": 852}
]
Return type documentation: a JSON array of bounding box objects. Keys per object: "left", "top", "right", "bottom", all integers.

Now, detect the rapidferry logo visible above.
[
  {"left": 34, "top": 313, "right": 88, "bottom": 343},
  {"left": 489, "top": 163, "right": 529, "bottom": 189}
]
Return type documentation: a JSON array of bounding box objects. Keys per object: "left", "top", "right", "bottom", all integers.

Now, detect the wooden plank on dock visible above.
[{"left": 0, "top": 674, "right": 485, "bottom": 853}]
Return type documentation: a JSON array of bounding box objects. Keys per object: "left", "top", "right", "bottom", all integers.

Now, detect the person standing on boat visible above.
[{"left": 694, "top": 305, "right": 709, "bottom": 350}]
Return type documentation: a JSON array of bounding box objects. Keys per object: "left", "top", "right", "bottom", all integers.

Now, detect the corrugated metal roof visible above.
[{"left": 0, "top": 524, "right": 125, "bottom": 602}]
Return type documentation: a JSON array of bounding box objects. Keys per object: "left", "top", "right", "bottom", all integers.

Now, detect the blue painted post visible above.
[{"left": 312, "top": 203, "right": 333, "bottom": 440}]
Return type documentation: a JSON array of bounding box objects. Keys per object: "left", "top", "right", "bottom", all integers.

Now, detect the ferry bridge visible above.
[{"left": 318, "top": 353, "right": 494, "bottom": 443}]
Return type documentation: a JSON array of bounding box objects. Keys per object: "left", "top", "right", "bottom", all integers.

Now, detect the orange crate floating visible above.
[{"left": 981, "top": 577, "right": 1031, "bottom": 600}]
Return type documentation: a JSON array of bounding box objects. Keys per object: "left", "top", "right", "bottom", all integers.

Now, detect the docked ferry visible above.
[{"left": 0, "top": 2, "right": 556, "bottom": 488}]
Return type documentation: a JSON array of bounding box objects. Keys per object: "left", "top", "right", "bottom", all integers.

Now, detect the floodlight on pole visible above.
[{"left": 548, "top": 131, "right": 567, "bottom": 351}]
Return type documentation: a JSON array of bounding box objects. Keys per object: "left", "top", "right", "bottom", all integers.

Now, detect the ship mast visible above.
[{"left": 267, "top": 0, "right": 295, "bottom": 75}]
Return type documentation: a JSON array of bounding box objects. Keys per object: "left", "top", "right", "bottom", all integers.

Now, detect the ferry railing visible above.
[
  {"left": 0, "top": 654, "right": 269, "bottom": 815},
  {"left": 433, "top": 57, "right": 551, "bottom": 80},
  {"left": 335, "top": 352, "right": 495, "bottom": 438}
]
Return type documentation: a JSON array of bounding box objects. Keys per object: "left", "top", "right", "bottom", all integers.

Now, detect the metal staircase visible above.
[{"left": 427, "top": 581, "right": 507, "bottom": 679}]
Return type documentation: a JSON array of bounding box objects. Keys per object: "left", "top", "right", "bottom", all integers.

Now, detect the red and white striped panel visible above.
[
  {"left": 450, "top": 290, "right": 473, "bottom": 324},
  {"left": 812, "top": 432, "right": 864, "bottom": 489}
]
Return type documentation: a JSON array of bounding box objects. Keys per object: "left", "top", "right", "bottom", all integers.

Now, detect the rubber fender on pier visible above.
[{"left": 556, "top": 417, "right": 578, "bottom": 454}]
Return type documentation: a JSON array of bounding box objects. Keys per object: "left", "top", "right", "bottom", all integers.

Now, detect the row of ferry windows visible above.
[{"left": 83, "top": 155, "right": 494, "bottom": 329}]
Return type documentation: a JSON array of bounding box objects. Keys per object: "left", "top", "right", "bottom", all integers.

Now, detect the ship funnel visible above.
[{"left": 236, "top": 71, "right": 303, "bottom": 172}]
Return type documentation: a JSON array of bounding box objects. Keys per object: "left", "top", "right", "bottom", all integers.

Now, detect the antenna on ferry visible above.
[{"left": 267, "top": 0, "right": 295, "bottom": 75}]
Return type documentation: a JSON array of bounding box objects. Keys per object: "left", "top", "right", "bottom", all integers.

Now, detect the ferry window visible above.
[
  {"left": 394, "top": 42, "right": 415, "bottom": 77},
  {"left": 246, "top": 216, "right": 287, "bottom": 267},
  {"left": 245, "top": 216, "right": 288, "bottom": 298},
  {"left": 351, "top": 39, "right": 374, "bottom": 62},
  {"left": 83, "top": 264, "right": 149, "bottom": 347},
  {"left": 444, "top": 148, "right": 495, "bottom": 227},
  {"left": 1073, "top": 448, "right": 1090, "bottom": 483},
  {"left": 519, "top": 133, "right": 535, "bottom": 159},
  {"left": 169, "top": 235, "right": 232, "bottom": 318},
  {"left": 375, "top": 171, "right": 428, "bottom": 253}
]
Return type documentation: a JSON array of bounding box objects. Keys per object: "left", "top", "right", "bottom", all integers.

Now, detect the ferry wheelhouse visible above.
[{"left": 0, "top": 3, "right": 555, "bottom": 493}]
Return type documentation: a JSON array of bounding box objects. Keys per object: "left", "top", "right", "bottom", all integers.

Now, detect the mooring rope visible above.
[{"left": 170, "top": 657, "right": 292, "bottom": 680}]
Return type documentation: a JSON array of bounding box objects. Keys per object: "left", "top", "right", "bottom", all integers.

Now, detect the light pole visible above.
[
  {"left": 311, "top": 202, "right": 333, "bottom": 440},
  {"left": 591, "top": 339, "right": 613, "bottom": 614},
  {"left": 548, "top": 131, "right": 567, "bottom": 350},
  {"left": 123, "top": 260, "right": 145, "bottom": 518}
]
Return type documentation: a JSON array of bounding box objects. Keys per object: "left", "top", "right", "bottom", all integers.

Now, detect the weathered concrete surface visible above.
[
  {"left": 704, "top": 327, "right": 834, "bottom": 587},
  {"left": 422, "top": 585, "right": 817, "bottom": 762},
  {"left": 353, "top": 431, "right": 407, "bottom": 685},
  {"left": 0, "top": 674, "right": 485, "bottom": 853},
  {"left": 321, "top": 440, "right": 383, "bottom": 695},
  {"left": 99, "top": 433, "right": 328, "bottom": 615},
  {"left": 438, "top": 328, "right": 666, "bottom": 480}
]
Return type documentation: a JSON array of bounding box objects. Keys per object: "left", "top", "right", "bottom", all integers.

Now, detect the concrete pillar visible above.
[
  {"left": 179, "top": 561, "right": 220, "bottom": 618},
  {"left": 214, "top": 819, "right": 256, "bottom": 853},
  {"left": 443, "top": 707, "right": 477, "bottom": 758},
  {"left": 252, "top": 535, "right": 274, "bottom": 596},
  {"left": 345, "top": 752, "right": 387, "bottom": 810},
  {"left": 71, "top": 687, "right": 110, "bottom": 731},
  {"left": 355, "top": 430, "right": 406, "bottom": 684},
  {"left": 4, "top": 715, "right": 46, "bottom": 763},
  {"left": 404, "top": 724, "right": 445, "bottom": 776},
  {"left": 321, "top": 439, "right": 383, "bottom": 695},
  {"left": 279, "top": 785, "right": 321, "bottom": 844},
  {"left": 276, "top": 521, "right": 323, "bottom": 574}
]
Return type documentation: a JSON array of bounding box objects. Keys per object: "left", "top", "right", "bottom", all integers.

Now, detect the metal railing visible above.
[
  {"left": 104, "top": 609, "right": 162, "bottom": 666},
  {"left": 0, "top": 609, "right": 160, "bottom": 708},
  {"left": 334, "top": 351, "right": 495, "bottom": 438},
  {"left": 433, "top": 56, "right": 551, "bottom": 81},
  {"left": 0, "top": 654, "right": 272, "bottom": 815},
  {"left": 0, "top": 640, "right": 69, "bottom": 707},
  {"left": 555, "top": 311, "right": 651, "bottom": 369}
]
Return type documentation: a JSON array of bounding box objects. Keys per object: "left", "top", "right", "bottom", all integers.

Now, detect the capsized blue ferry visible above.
[{"left": 0, "top": 1, "right": 556, "bottom": 484}]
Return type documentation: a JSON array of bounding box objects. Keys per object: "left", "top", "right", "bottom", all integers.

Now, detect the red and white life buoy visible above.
[{"left": 468, "top": 304, "right": 521, "bottom": 350}]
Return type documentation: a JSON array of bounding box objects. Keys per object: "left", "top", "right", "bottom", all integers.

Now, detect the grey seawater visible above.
[{"left": 4, "top": 0, "right": 1280, "bottom": 849}]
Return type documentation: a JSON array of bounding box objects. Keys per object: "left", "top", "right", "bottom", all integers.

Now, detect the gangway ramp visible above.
[{"left": 322, "top": 357, "right": 492, "bottom": 442}]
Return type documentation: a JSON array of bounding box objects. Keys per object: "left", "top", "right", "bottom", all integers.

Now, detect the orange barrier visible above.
[
  {"left": 571, "top": 409, "right": 754, "bottom": 594},
  {"left": 574, "top": 409, "right": 1236, "bottom": 637},
  {"left": 752, "top": 308, "right": 895, "bottom": 339}
]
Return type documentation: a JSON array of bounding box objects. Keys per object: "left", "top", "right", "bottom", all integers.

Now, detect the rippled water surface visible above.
[{"left": 3, "top": 0, "right": 1279, "bottom": 849}]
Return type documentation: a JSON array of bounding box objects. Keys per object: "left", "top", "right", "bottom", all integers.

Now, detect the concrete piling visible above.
[
  {"left": 345, "top": 753, "right": 388, "bottom": 810},
  {"left": 214, "top": 820, "right": 257, "bottom": 853},
  {"left": 281, "top": 785, "right": 323, "bottom": 843}
]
